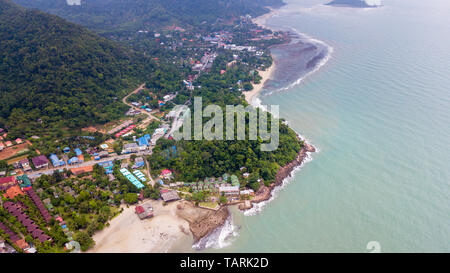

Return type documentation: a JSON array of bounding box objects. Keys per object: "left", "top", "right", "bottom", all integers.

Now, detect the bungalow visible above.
[
  {"left": 25, "top": 188, "right": 52, "bottom": 223},
  {"left": 32, "top": 155, "right": 49, "bottom": 169}
]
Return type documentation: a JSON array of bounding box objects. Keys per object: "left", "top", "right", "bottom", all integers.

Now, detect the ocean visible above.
[{"left": 171, "top": 0, "right": 450, "bottom": 253}]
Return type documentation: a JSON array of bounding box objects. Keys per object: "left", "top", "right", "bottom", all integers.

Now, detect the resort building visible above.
[
  {"left": 160, "top": 190, "right": 180, "bottom": 202},
  {"left": 219, "top": 186, "right": 240, "bottom": 197},
  {"left": 135, "top": 202, "right": 154, "bottom": 220}
]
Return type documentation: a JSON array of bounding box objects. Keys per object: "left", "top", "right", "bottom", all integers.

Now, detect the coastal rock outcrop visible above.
[
  {"left": 251, "top": 141, "right": 316, "bottom": 204},
  {"left": 176, "top": 202, "right": 229, "bottom": 242}
]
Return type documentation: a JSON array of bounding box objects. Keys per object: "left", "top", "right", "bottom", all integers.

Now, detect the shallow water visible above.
[{"left": 171, "top": 0, "right": 450, "bottom": 253}]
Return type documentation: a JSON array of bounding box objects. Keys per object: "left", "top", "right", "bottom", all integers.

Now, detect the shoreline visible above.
[
  {"left": 242, "top": 6, "right": 327, "bottom": 212},
  {"left": 88, "top": 200, "right": 228, "bottom": 253},
  {"left": 243, "top": 61, "right": 276, "bottom": 105},
  {"left": 89, "top": 4, "right": 323, "bottom": 253},
  {"left": 250, "top": 138, "right": 316, "bottom": 206},
  {"left": 243, "top": 6, "right": 280, "bottom": 105}
]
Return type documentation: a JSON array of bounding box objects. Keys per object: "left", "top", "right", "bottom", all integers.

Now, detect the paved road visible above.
[
  {"left": 27, "top": 151, "right": 152, "bottom": 179},
  {"left": 28, "top": 83, "right": 163, "bottom": 180}
]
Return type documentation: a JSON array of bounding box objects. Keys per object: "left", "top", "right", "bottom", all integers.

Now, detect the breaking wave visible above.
[{"left": 192, "top": 215, "right": 239, "bottom": 250}]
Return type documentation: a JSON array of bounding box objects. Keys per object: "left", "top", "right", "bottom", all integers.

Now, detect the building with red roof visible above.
[
  {"left": 0, "top": 176, "right": 16, "bottom": 190},
  {"left": 3, "top": 185, "right": 24, "bottom": 199}
]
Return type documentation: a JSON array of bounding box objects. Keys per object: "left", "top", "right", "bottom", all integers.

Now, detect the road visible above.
[
  {"left": 122, "top": 83, "right": 159, "bottom": 129},
  {"left": 27, "top": 151, "right": 152, "bottom": 179},
  {"left": 28, "top": 83, "right": 163, "bottom": 180}
]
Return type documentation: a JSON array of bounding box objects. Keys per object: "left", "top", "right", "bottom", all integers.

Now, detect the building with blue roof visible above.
[
  {"left": 68, "top": 157, "right": 79, "bottom": 165},
  {"left": 137, "top": 134, "right": 151, "bottom": 147},
  {"left": 63, "top": 147, "right": 70, "bottom": 153},
  {"left": 99, "top": 161, "right": 114, "bottom": 174},
  {"left": 50, "top": 154, "right": 65, "bottom": 167},
  {"left": 74, "top": 148, "right": 82, "bottom": 156}
]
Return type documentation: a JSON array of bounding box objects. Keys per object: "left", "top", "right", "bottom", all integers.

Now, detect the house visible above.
[
  {"left": 49, "top": 154, "right": 65, "bottom": 167},
  {"left": 242, "top": 172, "right": 250, "bottom": 178},
  {"left": 137, "top": 134, "right": 151, "bottom": 148},
  {"left": 135, "top": 202, "right": 154, "bottom": 220},
  {"left": 63, "top": 186, "right": 76, "bottom": 196},
  {"left": 16, "top": 175, "right": 31, "bottom": 189},
  {"left": 15, "top": 138, "right": 23, "bottom": 144},
  {"left": 99, "top": 161, "right": 114, "bottom": 174},
  {"left": 160, "top": 169, "right": 173, "bottom": 180},
  {"left": 32, "top": 155, "right": 49, "bottom": 169},
  {"left": 122, "top": 143, "right": 139, "bottom": 154},
  {"left": 0, "top": 176, "right": 16, "bottom": 189},
  {"left": 132, "top": 157, "right": 145, "bottom": 169},
  {"left": 71, "top": 165, "right": 93, "bottom": 175},
  {"left": 160, "top": 190, "right": 180, "bottom": 202},
  {"left": 3, "top": 185, "right": 24, "bottom": 199},
  {"left": 68, "top": 157, "right": 79, "bottom": 165},
  {"left": 19, "top": 158, "right": 32, "bottom": 171},
  {"left": 5, "top": 141, "right": 13, "bottom": 147},
  {"left": 74, "top": 148, "right": 82, "bottom": 156}
]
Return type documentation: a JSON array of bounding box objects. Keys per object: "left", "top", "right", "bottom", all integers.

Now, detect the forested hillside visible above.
[
  {"left": 13, "top": 0, "right": 284, "bottom": 33},
  {"left": 0, "top": 0, "right": 155, "bottom": 137}
]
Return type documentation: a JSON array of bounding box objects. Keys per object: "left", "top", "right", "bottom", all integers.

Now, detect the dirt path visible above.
[{"left": 122, "top": 83, "right": 159, "bottom": 129}]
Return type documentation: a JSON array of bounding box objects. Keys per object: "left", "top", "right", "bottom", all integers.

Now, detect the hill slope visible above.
[
  {"left": 0, "top": 0, "right": 155, "bottom": 137},
  {"left": 13, "top": 0, "right": 285, "bottom": 33}
]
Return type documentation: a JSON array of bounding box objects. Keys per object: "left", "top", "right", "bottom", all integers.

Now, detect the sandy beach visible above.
[
  {"left": 88, "top": 200, "right": 228, "bottom": 253},
  {"left": 243, "top": 7, "right": 281, "bottom": 105},
  {"left": 89, "top": 200, "right": 192, "bottom": 253},
  {"left": 244, "top": 63, "right": 276, "bottom": 104}
]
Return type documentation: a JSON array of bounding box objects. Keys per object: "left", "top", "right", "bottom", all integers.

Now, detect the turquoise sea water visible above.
[{"left": 172, "top": 0, "right": 450, "bottom": 253}]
